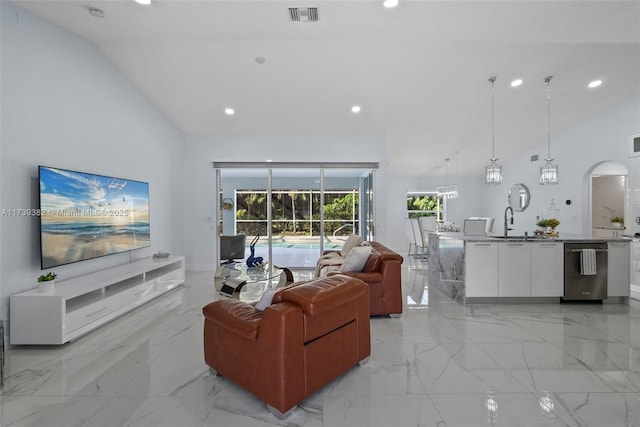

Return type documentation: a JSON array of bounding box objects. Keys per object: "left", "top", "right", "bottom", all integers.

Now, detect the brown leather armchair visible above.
[
  {"left": 327, "top": 241, "right": 403, "bottom": 316},
  {"left": 202, "top": 275, "right": 371, "bottom": 418}
]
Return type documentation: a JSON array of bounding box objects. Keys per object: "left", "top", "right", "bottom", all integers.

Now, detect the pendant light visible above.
[
  {"left": 540, "top": 75, "right": 559, "bottom": 185},
  {"left": 485, "top": 76, "right": 503, "bottom": 184},
  {"left": 437, "top": 158, "right": 458, "bottom": 199}
]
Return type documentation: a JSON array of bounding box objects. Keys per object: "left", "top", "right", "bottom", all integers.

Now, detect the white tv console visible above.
[{"left": 10, "top": 256, "right": 185, "bottom": 345}]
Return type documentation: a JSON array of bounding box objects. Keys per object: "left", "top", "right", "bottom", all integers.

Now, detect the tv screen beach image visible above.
[{"left": 39, "top": 166, "right": 150, "bottom": 269}]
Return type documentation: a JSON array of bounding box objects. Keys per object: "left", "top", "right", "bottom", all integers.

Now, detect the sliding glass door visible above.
[{"left": 214, "top": 162, "right": 377, "bottom": 269}]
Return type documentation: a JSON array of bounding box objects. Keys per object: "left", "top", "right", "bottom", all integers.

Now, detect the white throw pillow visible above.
[
  {"left": 340, "top": 245, "right": 372, "bottom": 272},
  {"left": 255, "top": 289, "right": 279, "bottom": 311},
  {"left": 339, "top": 234, "right": 363, "bottom": 257}
]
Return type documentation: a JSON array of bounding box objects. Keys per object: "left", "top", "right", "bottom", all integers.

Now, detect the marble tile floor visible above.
[{"left": 1, "top": 265, "right": 640, "bottom": 426}]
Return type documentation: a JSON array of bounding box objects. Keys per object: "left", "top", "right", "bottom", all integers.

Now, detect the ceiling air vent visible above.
[{"left": 288, "top": 7, "right": 319, "bottom": 22}]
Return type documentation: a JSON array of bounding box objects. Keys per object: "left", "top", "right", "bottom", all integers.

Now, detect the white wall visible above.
[
  {"left": 384, "top": 174, "right": 487, "bottom": 251},
  {"left": 482, "top": 95, "right": 640, "bottom": 236},
  {"left": 183, "top": 134, "right": 388, "bottom": 270},
  {"left": 0, "top": 3, "right": 185, "bottom": 323}
]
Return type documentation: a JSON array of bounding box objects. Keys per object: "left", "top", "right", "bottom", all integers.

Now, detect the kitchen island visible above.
[{"left": 427, "top": 232, "right": 630, "bottom": 305}]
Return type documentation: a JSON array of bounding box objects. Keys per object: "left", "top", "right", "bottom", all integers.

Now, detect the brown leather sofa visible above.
[
  {"left": 202, "top": 275, "right": 371, "bottom": 418},
  {"left": 326, "top": 241, "right": 403, "bottom": 316}
]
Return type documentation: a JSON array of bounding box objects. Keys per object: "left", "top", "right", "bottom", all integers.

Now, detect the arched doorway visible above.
[{"left": 583, "top": 161, "right": 629, "bottom": 238}]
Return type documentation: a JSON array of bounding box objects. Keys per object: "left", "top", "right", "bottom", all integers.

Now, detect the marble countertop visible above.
[{"left": 431, "top": 231, "right": 630, "bottom": 243}]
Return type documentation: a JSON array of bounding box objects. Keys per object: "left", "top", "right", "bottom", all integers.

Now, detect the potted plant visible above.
[
  {"left": 611, "top": 216, "right": 624, "bottom": 227},
  {"left": 37, "top": 271, "right": 57, "bottom": 292}
]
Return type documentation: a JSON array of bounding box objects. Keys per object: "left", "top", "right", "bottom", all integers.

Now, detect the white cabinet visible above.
[
  {"left": 10, "top": 256, "right": 185, "bottom": 345},
  {"left": 608, "top": 241, "right": 630, "bottom": 297},
  {"left": 461, "top": 238, "right": 629, "bottom": 302},
  {"left": 465, "top": 242, "right": 498, "bottom": 297},
  {"left": 531, "top": 242, "right": 564, "bottom": 296},
  {"left": 498, "top": 242, "right": 531, "bottom": 297},
  {"left": 593, "top": 228, "right": 625, "bottom": 239}
]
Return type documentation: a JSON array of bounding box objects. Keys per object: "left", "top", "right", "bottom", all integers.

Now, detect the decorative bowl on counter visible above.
[{"left": 536, "top": 218, "right": 560, "bottom": 231}]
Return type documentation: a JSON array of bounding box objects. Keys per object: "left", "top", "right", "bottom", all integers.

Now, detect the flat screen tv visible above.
[
  {"left": 220, "top": 234, "right": 246, "bottom": 264},
  {"left": 38, "top": 166, "right": 150, "bottom": 269}
]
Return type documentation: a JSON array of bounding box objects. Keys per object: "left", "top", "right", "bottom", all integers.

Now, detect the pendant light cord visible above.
[
  {"left": 545, "top": 75, "right": 553, "bottom": 159},
  {"left": 489, "top": 76, "right": 496, "bottom": 159},
  {"left": 445, "top": 158, "right": 449, "bottom": 185}
]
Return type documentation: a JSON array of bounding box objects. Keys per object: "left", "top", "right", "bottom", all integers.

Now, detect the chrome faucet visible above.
[{"left": 504, "top": 206, "right": 514, "bottom": 237}]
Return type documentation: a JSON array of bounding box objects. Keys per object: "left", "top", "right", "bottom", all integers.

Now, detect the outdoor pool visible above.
[{"left": 251, "top": 236, "right": 345, "bottom": 250}]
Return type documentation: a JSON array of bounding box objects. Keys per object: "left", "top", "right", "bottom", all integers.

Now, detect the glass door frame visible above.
[{"left": 360, "top": 170, "right": 375, "bottom": 241}]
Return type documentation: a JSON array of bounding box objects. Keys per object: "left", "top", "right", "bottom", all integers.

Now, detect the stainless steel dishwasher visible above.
[{"left": 564, "top": 242, "right": 608, "bottom": 300}]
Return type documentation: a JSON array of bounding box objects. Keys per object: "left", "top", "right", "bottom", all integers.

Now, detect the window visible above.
[
  {"left": 407, "top": 192, "right": 443, "bottom": 221},
  {"left": 233, "top": 189, "right": 358, "bottom": 237}
]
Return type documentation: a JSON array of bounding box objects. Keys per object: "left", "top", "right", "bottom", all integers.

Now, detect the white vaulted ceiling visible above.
[{"left": 13, "top": 0, "right": 640, "bottom": 176}]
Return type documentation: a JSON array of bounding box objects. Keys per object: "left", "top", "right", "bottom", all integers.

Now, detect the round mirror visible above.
[{"left": 508, "top": 183, "right": 530, "bottom": 212}]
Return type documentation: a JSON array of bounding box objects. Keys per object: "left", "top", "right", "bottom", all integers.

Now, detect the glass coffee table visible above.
[{"left": 215, "top": 263, "right": 285, "bottom": 303}]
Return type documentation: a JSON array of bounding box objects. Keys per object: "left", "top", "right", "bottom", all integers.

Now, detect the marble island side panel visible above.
[{"left": 427, "top": 233, "right": 466, "bottom": 304}]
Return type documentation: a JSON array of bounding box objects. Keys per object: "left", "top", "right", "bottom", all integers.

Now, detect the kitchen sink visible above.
[{"left": 490, "top": 235, "right": 550, "bottom": 240}]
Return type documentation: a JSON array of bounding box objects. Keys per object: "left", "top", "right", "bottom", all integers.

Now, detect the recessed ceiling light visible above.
[
  {"left": 224, "top": 108, "right": 235, "bottom": 116},
  {"left": 383, "top": 0, "right": 399, "bottom": 8},
  {"left": 510, "top": 79, "right": 523, "bottom": 87},
  {"left": 134, "top": 0, "right": 151, "bottom": 4},
  {"left": 351, "top": 105, "right": 361, "bottom": 113},
  {"left": 588, "top": 79, "right": 602, "bottom": 88}
]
